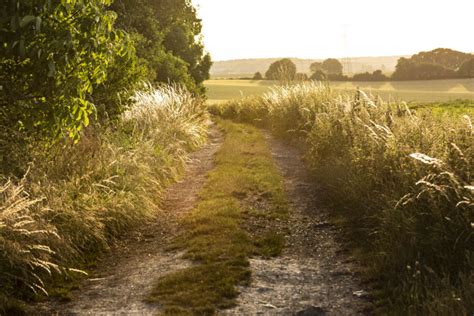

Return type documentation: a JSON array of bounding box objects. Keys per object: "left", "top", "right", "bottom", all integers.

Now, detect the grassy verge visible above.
[
  {"left": 209, "top": 83, "right": 473, "bottom": 314},
  {"left": 0, "top": 86, "right": 208, "bottom": 312},
  {"left": 148, "top": 120, "right": 288, "bottom": 315},
  {"left": 409, "top": 98, "right": 474, "bottom": 116}
]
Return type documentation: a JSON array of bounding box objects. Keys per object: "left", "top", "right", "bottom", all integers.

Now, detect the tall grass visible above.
[
  {"left": 210, "top": 82, "right": 474, "bottom": 314},
  {"left": 0, "top": 85, "right": 208, "bottom": 309}
]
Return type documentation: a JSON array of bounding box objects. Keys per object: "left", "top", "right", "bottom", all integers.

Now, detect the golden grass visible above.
[
  {"left": 0, "top": 85, "right": 208, "bottom": 311},
  {"left": 210, "top": 82, "right": 474, "bottom": 314},
  {"left": 205, "top": 78, "right": 474, "bottom": 103}
]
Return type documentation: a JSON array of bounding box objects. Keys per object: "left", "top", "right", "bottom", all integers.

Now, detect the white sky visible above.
[{"left": 192, "top": 0, "right": 474, "bottom": 61}]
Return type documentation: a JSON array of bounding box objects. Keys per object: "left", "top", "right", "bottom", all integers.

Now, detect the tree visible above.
[
  {"left": 327, "top": 73, "right": 348, "bottom": 81},
  {"left": 253, "top": 72, "right": 263, "bottom": 80},
  {"left": 457, "top": 58, "right": 474, "bottom": 78},
  {"left": 0, "top": 0, "right": 212, "bottom": 144},
  {"left": 309, "top": 62, "right": 323, "bottom": 73},
  {"left": 392, "top": 49, "right": 473, "bottom": 80},
  {"left": 0, "top": 0, "right": 138, "bottom": 141},
  {"left": 310, "top": 70, "right": 327, "bottom": 81},
  {"left": 352, "top": 70, "right": 388, "bottom": 81},
  {"left": 411, "top": 48, "right": 472, "bottom": 70},
  {"left": 265, "top": 58, "right": 297, "bottom": 81},
  {"left": 111, "top": 0, "right": 212, "bottom": 95},
  {"left": 322, "top": 58, "right": 343, "bottom": 75},
  {"left": 371, "top": 70, "right": 388, "bottom": 81},
  {"left": 295, "top": 73, "right": 308, "bottom": 81},
  {"left": 392, "top": 58, "right": 457, "bottom": 80}
]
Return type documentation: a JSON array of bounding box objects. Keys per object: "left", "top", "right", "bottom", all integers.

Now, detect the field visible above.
[
  {"left": 205, "top": 78, "right": 474, "bottom": 103},
  {"left": 205, "top": 79, "right": 276, "bottom": 103}
]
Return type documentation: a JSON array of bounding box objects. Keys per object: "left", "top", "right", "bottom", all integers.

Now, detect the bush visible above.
[
  {"left": 0, "top": 0, "right": 139, "bottom": 141},
  {"left": 352, "top": 69, "right": 388, "bottom": 81}
]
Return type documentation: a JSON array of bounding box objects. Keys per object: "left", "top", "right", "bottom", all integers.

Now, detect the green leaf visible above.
[
  {"left": 83, "top": 114, "right": 90, "bottom": 126},
  {"left": 20, "top": 15, "right": 36, "bottom": 28},
  {"left": 19, "top": 38, "right": 25, "bottom": 57},
  {"left": 47, "top": 60, "right": 56, "bottom": 77},
  {"left": 10, "top": 16, "right": 19, "bottom": 31},
  {"left": 35, "top": 17, "right": 42, "bottom": 33}
]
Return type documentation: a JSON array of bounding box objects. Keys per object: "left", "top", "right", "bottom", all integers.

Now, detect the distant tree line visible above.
[
  {"left": 254, "top": 48, "right": 474, "bottom": 82},
  {"left": 392, "top": 48, "right": 474, "bottom": 80}
]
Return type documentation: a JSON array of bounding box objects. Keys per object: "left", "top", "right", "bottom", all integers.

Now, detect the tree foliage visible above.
[
  {"left": 321, "top": 58, "right": 343, "bottom": 75},
  {"left": 309, "top": 59, "right": 343, "bottom": 79},
  {"left": 1, "top": 0, "right": 211, "bottom": 158},
  {"left": 392, "top": 48, "right": 473, "bottom": 80},
  {"left": 294, "top": 73, "right": 308, "bottom": 81},
  {"left": 310, "top": 70, "right": 327, "bottom": 81},
  {"left": 309, "top": 61, "right": 323, "bottom": 73},
  {"left": 352, "top": 70, "right": 388, "bottom": 81},
  {"left": 252, "top": 72, "right": 263, "bottom": 80},
  {"left": 392, "top": 58, "right": 457, "bottom": 80},
  {"left": 111, "top": 0, "right": 212, "bottom": 94},
  {"left": 411, "top": 48, "right": 472, "bottom": 70},
  {"left": 0, "top": 0, "right": 138, "bottom": 141},
  {"left": 457, "top": 58, "right": 474, "bottom": 78},
  {"left": 265, "top": 58, "right": 296, "bottom": 81}
]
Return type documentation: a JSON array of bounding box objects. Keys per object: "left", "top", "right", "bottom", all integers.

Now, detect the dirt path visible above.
[
  {"left": 223, "top": 132, "right": 371, "bottom": 315},
  {"left": 41, "top": 124, "right": 223, "bottom": 315},
  {"left": 38, "top": 124, "right": 371, "bottom": 315}
]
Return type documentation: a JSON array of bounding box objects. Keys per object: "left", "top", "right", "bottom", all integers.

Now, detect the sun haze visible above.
[{"left": 192, "top": 0, "right": 474, "bottom": 61}]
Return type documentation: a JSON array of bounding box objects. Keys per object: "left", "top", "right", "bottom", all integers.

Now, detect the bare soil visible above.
[
  {"left": 38, "top": 124, "right": 223, "bottom": 315},
  {"left": 222, "top": 132, "right": 371, "bottom": 315}
]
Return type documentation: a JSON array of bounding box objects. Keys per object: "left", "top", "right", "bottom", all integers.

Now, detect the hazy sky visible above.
[{"left": 192, "top": 0, "right": 474, "bottom": 61}]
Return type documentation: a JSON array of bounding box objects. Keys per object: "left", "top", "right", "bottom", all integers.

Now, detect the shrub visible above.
[{"left": 0, "top": 0, "right": 139, "bottom": 141}]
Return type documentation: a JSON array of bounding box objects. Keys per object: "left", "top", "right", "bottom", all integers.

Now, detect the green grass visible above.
[
  {"left": 148, "top": 120, "right": 288, "bottom": 315},
  {"left": 205, "top": 79, "right": 276, "bottom": 104},
  {"left": 410, "top": 99, "right": 474, "bottom": 116},
  {"left": 205, "top": 78, "right": 474, "bottom": 103}
]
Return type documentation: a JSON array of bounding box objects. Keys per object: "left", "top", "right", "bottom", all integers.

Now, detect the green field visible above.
[
  {"left": 205, "top": 79, "right": 275, "bottom": 103},
  {"left": 205, "top": 78, "right": 474, "bottom": 104}
]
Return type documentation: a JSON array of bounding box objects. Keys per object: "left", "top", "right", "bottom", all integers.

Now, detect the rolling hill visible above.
[{"left": 210, "top": 55, "right": 407, "bottom": 78}]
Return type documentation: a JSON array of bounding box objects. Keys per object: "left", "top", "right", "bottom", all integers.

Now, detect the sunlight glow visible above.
[{"left": 192, "top": 0, "right": 474, "bottom": 60}]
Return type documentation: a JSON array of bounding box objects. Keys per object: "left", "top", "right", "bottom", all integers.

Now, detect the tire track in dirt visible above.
[
  {"left": 40, "top": 124, "right": 223, "bottom": 315},
  {"left": 222, "top": 132, "right": 371, "bottom": 315}
]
